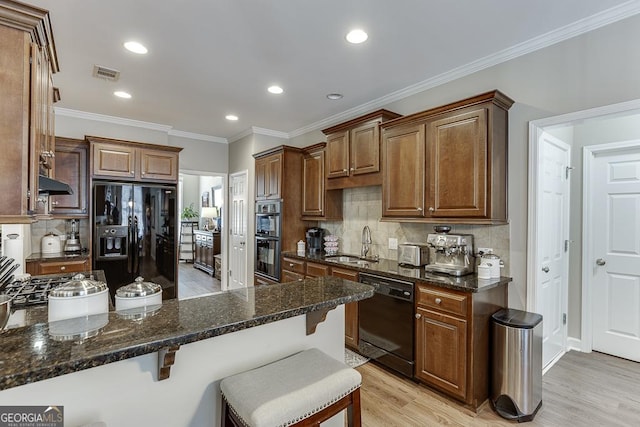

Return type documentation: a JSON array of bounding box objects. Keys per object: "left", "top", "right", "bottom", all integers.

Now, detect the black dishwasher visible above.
[{"left": 358, "top": 272, "right": 415, "bottom": 378}]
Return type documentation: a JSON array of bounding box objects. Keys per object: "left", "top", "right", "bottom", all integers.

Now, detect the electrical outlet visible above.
[
  {"left": 388, "top": 238, "right": 398, "bottom": 250},
  {"left": 478, "top": 247, "right": 493, "bottom": 255}
]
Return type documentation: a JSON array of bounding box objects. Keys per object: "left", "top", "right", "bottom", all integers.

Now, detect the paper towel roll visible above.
[{"left": 3, "top": 238, "right": 24, "bottom": 275}]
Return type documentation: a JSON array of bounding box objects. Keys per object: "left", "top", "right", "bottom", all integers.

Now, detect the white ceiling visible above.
[{"left": 29, "top": 0, "right": 639, "bottom": 142}]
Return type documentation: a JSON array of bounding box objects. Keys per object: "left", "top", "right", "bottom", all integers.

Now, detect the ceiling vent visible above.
[{"left": 92, "top": 65, "right": 120, "bottom": 81}]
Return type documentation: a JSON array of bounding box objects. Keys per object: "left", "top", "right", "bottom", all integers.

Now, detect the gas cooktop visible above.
[{"left": 2, "top": 274, "right": 77, "bottom": 309}]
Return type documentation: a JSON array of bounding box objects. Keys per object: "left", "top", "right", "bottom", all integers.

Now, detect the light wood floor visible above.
[
  {"left": 356, "top": 350, "right": 640, "bottom": 426},
  {"left": 177, "top": 261, "right": 221, "bottom": 299}
]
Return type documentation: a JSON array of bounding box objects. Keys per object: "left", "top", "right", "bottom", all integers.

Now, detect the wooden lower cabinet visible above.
[
  {"left": 415, "top": 306, "right": 468, "bottom": 400},
  {"left": 305, "top": 261, "right": 330, "bottom": 278},
  {"left": 414, "top": 282, "right": 507, "bottom": 409},
  {"left": 193, "top": 231, "right": 220, "bottom": 276},
  {"left": 331, "top": 266, "right": 359, "bottom": 350},
  {"left": 254, "top": 274, "right": 278, "bottom": 286},
  {"left": 26, "top": 258, "right": 90, "bottom": 276}
]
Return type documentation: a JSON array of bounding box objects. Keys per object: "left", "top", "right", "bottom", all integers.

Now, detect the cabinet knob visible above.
[
  {"left": 289, "top": 263, "right": 294, "bottom": 267},
  {"left": 60, "top": 266, "right": 66, "bottom": 271},
  {"left": 50, "top": 201, "right": 59, "bottom": 206},
  {"left": 415, "top": 313, "right": 422, "bottom": 319},
  {"left": 343, "top": 169, "right": 348, "bottom": 172},
  {"left": 416, "top": 207, "right": 423, "bottom": 211},
  {"left": 429, "top": 207, "right": 435, "bottom": 212},
  {"left": 434, "top": 297, "right": 442, "bottom": 304},
  {"left": 298, "top": 278, "right": 303, "bottom": 282},
  {"left": 350, "top": 167, "right": 355, "bottom": 171},
  {"left": 130, "top": 171, "right": 135, "bottom": 174}
]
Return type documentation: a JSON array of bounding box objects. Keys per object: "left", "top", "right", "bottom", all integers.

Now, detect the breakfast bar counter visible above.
[{"left": 0, "top": 277, "right": 373, "bottom": 426}]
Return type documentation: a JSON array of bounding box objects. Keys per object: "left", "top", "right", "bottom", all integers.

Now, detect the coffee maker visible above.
[
  {"left": 64, "top": 219, "right": 82, "bottom": 253},
  {"left": 424, "top": 226, "right": 474, "bottom": 276},
  {"left": 305, "top": 228, "right": 326, "bottom": 254}
]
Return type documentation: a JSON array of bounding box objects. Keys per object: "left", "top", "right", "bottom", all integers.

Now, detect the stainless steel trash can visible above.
[{"left": 491, "top": 308, "right": 543, "bottom": 422}]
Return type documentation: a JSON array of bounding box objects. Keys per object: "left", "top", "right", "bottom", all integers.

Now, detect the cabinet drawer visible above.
[
  {"left": 39, "top": 259, "right": 89, "bottom": 275},
  {"left": 282, "top": 257, "right": 305, "bottom": 274},
  {"left": 417, "top": 285, "right": 468, "bottom": 317},
  {"left": 282, "top": 270, "right": 304, "bottom": 283},
  {"left": 306, "top": 262, "right": 330, "bottom": 278}
]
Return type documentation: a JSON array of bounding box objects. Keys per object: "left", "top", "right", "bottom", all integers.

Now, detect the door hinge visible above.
[
  {"left": 564, "top": 239, "right": 573, "bottom": 252},
  {"left": 563, "top": 313, "right": 567, "bottom": 325},
  {"left": 565, "top": 166, "right": 574, "bottom": 179}
]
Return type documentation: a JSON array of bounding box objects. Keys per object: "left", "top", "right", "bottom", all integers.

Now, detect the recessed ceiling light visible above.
[
  {"left": 124, "top": 41, "right": 148, "bottom": 54},
  {"left": 114, "top": 91, "right": 132, "bottom": 99},
  {"left": 226, "top": 114, "right": 239, "bottom": 121},
  {"left": 346, "top": 29, "right": 368, "bottom": 44},
  {"left": 268, "top": 85, "right": 284, "bottom": 94},
  {"left": 326, "top": 93, "right": 343, "bottom": 100}
]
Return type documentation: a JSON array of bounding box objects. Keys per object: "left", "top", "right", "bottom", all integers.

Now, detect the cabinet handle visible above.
[
  {"left": 50, "top": 201, "right": 59, "bottom": 206},
  {"left": 416, "top": 207, "right": 423, "bottom": 211},
  {"left": 415, "top": 313, "right": 422, "bottom": 319},
  {"left": 429, "top": 207, "right": 435, "bottom": 212},
  {"left": 289, "top": 263, "right": 294, "bottom": 267},
  {"left": 343, "top": 169, "right": 348, "bottom": 172},
  {"left": 130, "top": 171, "right": 135, "bottom": 174},
  {"left": 350, "top": 167, "right": 355, "bottom": 171},
  {"left": 434, "top": 297, "right": 442, "bottom": 304},
  {"left": 298, "top": 278, "right": 303, "bottom": 282},
  {"left": 60, "top": 266, "right": 66, "bottom": 271}
]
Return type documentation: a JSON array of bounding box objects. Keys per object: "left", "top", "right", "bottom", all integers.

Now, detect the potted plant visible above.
[{"left": 181, "top": 203, "right": 199, "bottom": 221}]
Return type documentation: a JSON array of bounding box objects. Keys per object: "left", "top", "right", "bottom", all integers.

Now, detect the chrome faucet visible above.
[{"left": 361, "top": 225, "right": 372, "bottom": 258}]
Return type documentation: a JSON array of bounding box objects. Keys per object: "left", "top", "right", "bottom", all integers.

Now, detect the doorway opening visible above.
[
  {"left": 178, "top": 171, "right": 227, "bottom": 299},
  {"left": 529, "top": 98, "right": 640, "bottom": 369}
]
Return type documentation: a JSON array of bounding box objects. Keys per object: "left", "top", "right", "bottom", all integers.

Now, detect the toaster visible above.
[{"left": 398, "top": 243, "right": 429, "bottom": 267}]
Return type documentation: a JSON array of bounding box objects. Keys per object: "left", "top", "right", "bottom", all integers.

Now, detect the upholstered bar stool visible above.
[{"left": 220, "top": 348, "right": 362, "bottom": 427}]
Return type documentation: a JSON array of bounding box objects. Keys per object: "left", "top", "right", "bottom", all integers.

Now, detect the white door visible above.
[
  {"left": 590, "top": 144, "right": 640, "bottom": 362},
  {"left": 229, "top": 171, "right": 248, "bottom": 290},
  {"left": 536, "top": 132, "right": 571, "bottom": 368}
]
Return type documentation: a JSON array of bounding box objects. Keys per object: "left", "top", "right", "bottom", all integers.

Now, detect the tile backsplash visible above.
[
  {"left": 320, "top": 186, "right": 511, "bottom": 275},
  {"left": 30, "top": 219, "right": 91, "bottom": 253}
]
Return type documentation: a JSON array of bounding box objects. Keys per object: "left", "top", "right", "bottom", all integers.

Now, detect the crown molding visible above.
[
  {"left": 290, "top": 0, "right": 640, "bottom": 138},
  {"left": 168, "top": 129, "right": 228, "bottom": 144},
  {"left": 251, "top": 126, "right": 289, "bottom": 139},
  {"left": 55, "top": 107, "right": 172, "bottom": 132}
]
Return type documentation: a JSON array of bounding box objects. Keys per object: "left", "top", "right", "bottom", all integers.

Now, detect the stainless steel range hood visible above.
[{"left": 38, "top": 175, "right": 73, "bottom": 195}]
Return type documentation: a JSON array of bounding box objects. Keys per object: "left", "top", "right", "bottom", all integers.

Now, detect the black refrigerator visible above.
[{"left": 93, "top": 182, "right": 178, "bottom": 300}]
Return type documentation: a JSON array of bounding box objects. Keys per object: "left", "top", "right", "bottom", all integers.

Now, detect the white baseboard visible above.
[{"left": 567, "top": 337, "right": 583, "bottom": 352}]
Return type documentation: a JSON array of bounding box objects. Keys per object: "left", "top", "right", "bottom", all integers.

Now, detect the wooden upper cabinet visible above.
[
  {"left": 426, "top": 107, "right": 488, "bottom": 218},
  {"left": 382, "top": 123, "right": 426, "bottom": 218},
  {"left": 0, "top": 2, "right": 59, "bottom": 223},
  {"left": 302, "top": 143, "right": 343, "bottom": 220},
  {"left": 50, "top": 137, "right": 89, "bottom": 217},
  {"left": 326, "top": 131, "right": 349, "bottom": 178},
  {"left": 302, "top": 146, "right": 324, "bottom": 216},
  {"left": 92, "top": 142, "right": 136, "bottom": 179},
  {"left": 350, "top": 120, "right": 380, "bottom": 175},
  {"left": 381, "top": 90, "right": 513, "bottom": 224},
  {"left": 322, "top": 109, "right": 401, "bottom": 189},
  {"left": 139, "top": 148, "right": 178, "bottom": 181},
  {"left": 88, "top": 136, "right": 181, "bottom": 183},
  {"left": 255, "top": 152, "right": 283, "bottom": 200}
]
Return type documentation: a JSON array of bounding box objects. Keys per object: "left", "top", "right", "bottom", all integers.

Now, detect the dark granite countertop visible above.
[
  {"left": 26, "top": 251, "right": 90, "bottom": 262},
  {"left": 282, "top": 251, "right": 512, "bottom": 292},
  {"left": 0, "top": 276, "right": 373, "bottom": 391}
]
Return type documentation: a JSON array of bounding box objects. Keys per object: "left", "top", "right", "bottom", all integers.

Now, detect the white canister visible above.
[
  {"left": 115, "top": 276, "right": 163, "bottom": 311},
  {"left": 48, "top": 274, "right": 109, "bottom": 322},
  {"left": 477, "top": 264, "right": 491, "bottom": 280},
  {"left": 297, "top": 240, "right": 306, "bottom": 256},
  {"left": 482, "top": 253, "right": 502, "bottom": 278}
]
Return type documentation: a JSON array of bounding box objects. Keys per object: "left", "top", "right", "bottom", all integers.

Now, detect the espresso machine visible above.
[
  {"left": 424, "top": 226, "right": 474, "bottom": 276},
  {"left": 64, "top": 219, "right": 82, "bottom": 253}
]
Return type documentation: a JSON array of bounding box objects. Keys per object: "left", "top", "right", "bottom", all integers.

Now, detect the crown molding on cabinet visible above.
[
  {"left": 168, "top": 129, "right": 228, "bottom": 144},
  {"left": 289, "top": 0, "right": 640, "bottom": 138}
]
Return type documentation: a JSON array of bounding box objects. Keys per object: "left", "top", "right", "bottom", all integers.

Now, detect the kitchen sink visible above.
[{"left": 325, "top": 255, "right": 379, "bottom": 266}]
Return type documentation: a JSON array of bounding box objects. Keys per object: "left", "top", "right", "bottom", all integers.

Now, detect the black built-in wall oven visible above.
[{"left": 255, "top": 201, "right": 282, "bottom": 281}]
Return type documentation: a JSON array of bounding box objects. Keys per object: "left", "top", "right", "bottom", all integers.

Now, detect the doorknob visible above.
[
  {"left": 542, "top": 266, "right": 550, "bottom": 273},
  {"left": 596, "top": 258, "right": 606, "bottom": 266}
]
